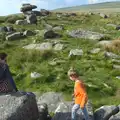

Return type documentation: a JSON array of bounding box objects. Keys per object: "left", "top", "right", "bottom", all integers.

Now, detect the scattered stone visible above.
[
  {"left": 97, "top": 40, "right": 112, "bottom": 47},
  {"left": 44, "top": 24, "right": 53, "bottom": 30},
  {"left": 6, "top": 32, "right": 25, "bottom": 41},
  {"left": 0, "top": 92, "right": 39, "bottom": 120},
  {"left": 113, "top": 65, "right": 120, "bottom": 70},
  {"left": 53, "top": 26, "right": 64, "bottom": 31},
  {"left": 23, "top": 30, "right": 35, "bottom": 36},
  {"left": 116, "top": 76, "right": 120, "bottom": 79},
  {"left": 48, "top": 58, "right": 66, "bottom": 66},
  {"left": 89, "top": 48, "right": 101, "bottom": 54},
  {"left": 68, "top": 29, "right": 105, "bottom": 41},
  {"left": 107, "top": 24, "right": 117, "bottom": 28},
  {"left": 100, "top": 13, "right": 108, "bottom": 18},
  {"left": 53, "top": 43, "right": 64, "bottom": 51},
  {"left": 44, "top": 30, "right": 61, "bottom": 39},
  {"left": 69, "top": 49, "right": 83, "bottom": 57},
  {"left": 15, "top": 20, "right": 28, "bottom": 25},
  {"left": 104, "top": 52, "right": 120, "bottom": 59},
  {"left": 94, "top": 105, "right": 119, "bottom": 120},
  {"left": 112, "top": 59, "right": 120, "bottom": 63},
  {"left": 31, "top": 72, "right": 42, "bottom": 78},
  {"left": 23, "top": 42, "right": 53, "bottom": 51}
]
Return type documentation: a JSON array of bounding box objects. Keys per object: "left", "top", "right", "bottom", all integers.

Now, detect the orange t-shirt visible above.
[{"left": 74, "top": 80, "right": 88, "bottom": 108}]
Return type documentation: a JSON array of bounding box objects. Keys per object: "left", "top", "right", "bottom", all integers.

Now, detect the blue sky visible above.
[{"left": 0, "top": 0, "right": 120, "bottom": 16}]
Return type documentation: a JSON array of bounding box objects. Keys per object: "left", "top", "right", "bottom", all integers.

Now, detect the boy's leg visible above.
[
  {"left": 82, "top": 106, "right": 89, "bottom": 120},
  {"left": 71, "top": 104, "right": 80, "bottom": 120}
]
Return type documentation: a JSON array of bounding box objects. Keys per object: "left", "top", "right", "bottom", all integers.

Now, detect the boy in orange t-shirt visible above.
[{"left": 68, "top": 68, "right": 89, "bottom": 120}]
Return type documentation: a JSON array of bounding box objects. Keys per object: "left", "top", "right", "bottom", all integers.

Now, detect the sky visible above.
[{"left": 0, "top": 0, "right": 120, "bottom": 16}]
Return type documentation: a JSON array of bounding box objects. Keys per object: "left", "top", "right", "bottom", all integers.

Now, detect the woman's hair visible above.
[
  {"left": 67, "top": 67, "right": 79, "bottom": 77},
  {"left": 0, "top": 52, "right": 7, "bottom": 60}
]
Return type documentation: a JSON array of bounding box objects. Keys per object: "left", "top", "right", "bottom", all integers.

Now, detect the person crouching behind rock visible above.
[
  {"left": 68, "top": 68, "right": 89, "bottom": 120},
  {"left": 0, "top": 52, "right": 18, "bottom": 93}
]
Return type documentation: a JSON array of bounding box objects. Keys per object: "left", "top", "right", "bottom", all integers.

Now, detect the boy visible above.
[{"left": 68, "top": 68, "right": 89, "bottom": 120}]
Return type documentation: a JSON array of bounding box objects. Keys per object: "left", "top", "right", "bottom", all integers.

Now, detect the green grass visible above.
[{"left": 0, "top": 12, "right": 120, "bottom": 110}]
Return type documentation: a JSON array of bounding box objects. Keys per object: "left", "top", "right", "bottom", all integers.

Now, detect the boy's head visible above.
[
  {"left": 0, "top": 52, "right": 7, "bottom": 64},
  {"left": 68, "top": 67, "right": 79, "bottom": 81}
]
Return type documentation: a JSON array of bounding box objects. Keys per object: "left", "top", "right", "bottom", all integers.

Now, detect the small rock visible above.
[
  {"left": 113, "top": 65, "right": 120, "bottom": 70},
  {"left": 90, "top": 48, "right": 101, "bottom": 54},
  {"left": 100, "top": 13, "right": 108, "bottom": 18},
  {"left": 54, "top": 43, "right": 64, "bottom": 51},
  {"left": 23, "top": 42, "right": 53, "bottom": 51},
  {"left": 69, "top": 49, "right": 83, "bottom": 57},
  {"left": 31, "top": 72, "right": 42, "bottom": 78},
  {"left": 116, "top": 76, "right": 120, "bottom": 79},
  {"left": 53, "top": 26, "right": 64, "bottom": 31},
  {"left": 44, "top": 30, "right": 61, "bottom": 39},
  {"left": 104, "top": 52, "right": 120, "bottom": 59},
  {"left": 44, "top": 24, "right": 53, "bottom": 30},
  {"left": 97, "top": 40, "right": 112, "bottom": 47}
]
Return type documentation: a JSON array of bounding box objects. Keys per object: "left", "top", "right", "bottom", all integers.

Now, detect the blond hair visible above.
[{"left": 67, "top": 67, "right": 79, "bottom": 77}]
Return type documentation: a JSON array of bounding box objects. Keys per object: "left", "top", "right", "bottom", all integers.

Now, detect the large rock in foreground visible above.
[{"left": 0, "top": 92, "right": 39, "bottom": 120}]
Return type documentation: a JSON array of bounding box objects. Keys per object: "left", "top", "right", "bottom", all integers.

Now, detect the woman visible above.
[
  {"left": 68, "top": 68, "right": 89, "bottom": 120},
  {"left": 0, "top": 52, "right": 18, "bottom": 93}
]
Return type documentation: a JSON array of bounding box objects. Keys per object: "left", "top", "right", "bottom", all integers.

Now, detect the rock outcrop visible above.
[{"left": 0, "top": 92, "right": 39, "bottom": 120}]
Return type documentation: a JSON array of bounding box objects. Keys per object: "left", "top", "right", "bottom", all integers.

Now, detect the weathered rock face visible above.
[
  {"left": 94, "top": 105, "right": 119, "bottom": 120},
  {"left": 26, "top": 14, "right": 37, "bottom": 24},
  {"left": 6, "top": 32, "right": 26, "bottom": 41},
  {"left": 68, "top": 29, "right": 105, "bottom": 41},
  {"left": 0, "top": 92, "right": 39, "bottom": 120},
  {"left": 21, "top": 4, "right": 37, "bottom": 12}
]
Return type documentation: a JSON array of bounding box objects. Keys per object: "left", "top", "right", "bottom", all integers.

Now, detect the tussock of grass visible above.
[{"left": 105, "top": 39, "right": 120, "bottom": 53}]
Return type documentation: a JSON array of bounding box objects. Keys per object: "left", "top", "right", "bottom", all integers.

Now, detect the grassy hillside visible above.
[
  {"left": 0, "top": 12, "right": 120, "bottom": 109},
  {"left": 54, "top": 1, "right": 120, "bottom": 13}
]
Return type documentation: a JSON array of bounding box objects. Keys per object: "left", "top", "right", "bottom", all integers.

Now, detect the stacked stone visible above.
[
  {"left": 21, "top": 4, "right": 37, "bottom": 24},
  {"left": 16, "top": 4, "right": 37, "bottom": 25}
]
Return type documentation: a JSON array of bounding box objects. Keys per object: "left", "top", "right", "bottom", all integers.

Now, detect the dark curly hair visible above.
[{"left": 0, "top": 52, "right": 7, "bottom": 60}]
